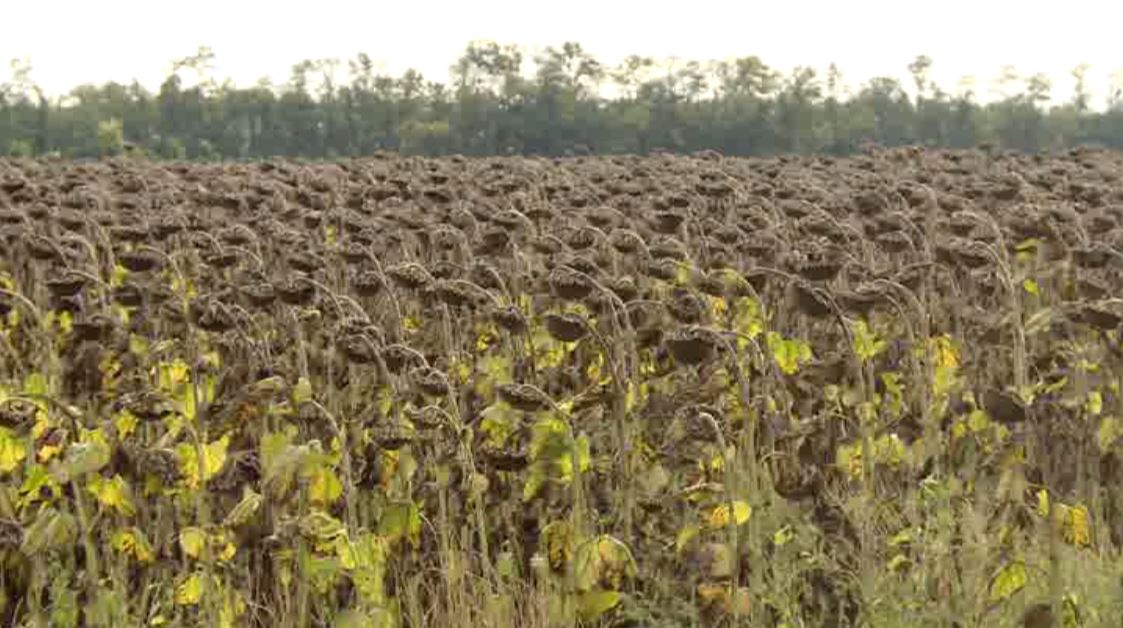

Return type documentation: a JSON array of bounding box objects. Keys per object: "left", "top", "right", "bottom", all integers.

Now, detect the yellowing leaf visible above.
[
  {"left": 1037, "top": 489, "right": 1050, "bottom": 518},
  {"left": 179, "top": 527, "right": 207, "bottom": 559},
  {"left": 114, "top": 410, "right": 139, "bottom": 439},
  {"left": 585, "top": 351, "right": 605, "bottom": 382},
  {"left": 1068, "top": 504, "right": 1092, "bottom": 547},
  {"left": 0, "top": 428, "right": 28, "bottom": 473},
  {"left": 541, "top": 521, "right": 573, "bottom": 572},
  {"left": 1023, "top": 278, "right": 1039, "bottom": 295},
  {"left": 1085, "top": 391, "right": 1103, "bottom": 417},
  {"left": 176, "top": 572, "right": 205, "bottom": 606},
  {"left": 697, "top": 582, "right": 727, "bottom": 604},
  {"left": 112, "top": 527, "right": 154, "bottom": 563},
  {"left": 967, "top": 409, "right": 991, "bottom": 433},
  {"left": 218, "top": 541, "right": 237, "bottom": 562},
  {"left": 31, "top": 410, "right": 49, "bottom": 440},
  {"left": 707, "top": 500, "right": 752, "bottom": 529},
  {"left": 574, "top": 535, "right": 637, "bottom": 592},
  {"left": 129, "top": 334, "right": 149, "bottom": 358},
  {"left": 157, "top": 359, "right": 190, "bottom": 392},
  {"left": 111, "top": 264, "right": 129, "bottom": 287},
  {"left": 18, "top": 464, "right": 56, "bottom": 508},
  {"left": 576, "top": 590, "right": 621, "bottom": 621},
  {"left": 176, "top": 436, "right": 230, "bottom": 490},
  {"left": 674, "top": 262, "right": 692, "bottom": 286},
  {"left": 475, "top": 321, "right": 497, "bottom": 352},
  {"left": 696, "top": 583, "right": 752, "bottom": 616},
  {"left": 309, "top": 466, "right": 343, "bottom": 506},
  {"left": 376, "top": 385, "right": 393, "bottom": 418},
  {"left": 933, "top": 335, "right": 959, "bottom": 369},
  {"left": 1097, "top": 417, "right": 1121, "bottom": 452},
  {"left": 54, "top": 310, "right": 74, "bottom": 335},
  {"left": 887, "top": 553, "right": 911, "bottom": 572},
  {"left": 88, "top": 474, "right": 136, "bottom": 517},
  {"left": 772, "top": 525, "right": 794, "bottom": 547},
  {"left": 709, "top": 296, "right": 728, "bottom": 319},
  {"left": 767, "top": 332, "right": 812, "bottom": 375},
  {"left": 988, "top": 561, "right": 1027, "bottom": 603}
]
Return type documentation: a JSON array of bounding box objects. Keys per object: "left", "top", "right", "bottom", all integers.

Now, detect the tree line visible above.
[{"left": 2, "top": 42, "right": 1123, "bottom": 159}]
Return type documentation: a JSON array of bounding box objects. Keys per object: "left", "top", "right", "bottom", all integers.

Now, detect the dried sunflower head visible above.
[
  {"left": 386, "top": 263, "right": 433, "bottom": 290},
  {"left": 485, "top": 305, "right": 526, "bottom": 335},
  {"left": 276, "top": 277, "right": 317, "bottom": 306},
  {"left": 666, "top": 326, "right": 721, "bottom": 366},
  {"left": 496, "top": 383, "right": 553, "bottom": 413},
  {"left": 548, "top": 266, "right": 595, "bottom": 301},
  {"left": 543, "top": 312, "right": 588, "bottom": 343},
  {"left": 381, "top": 344, "right": 427, "bottom": 374},
  {"left": 411, "top": 366, "right": 451, "bottom": 397}
]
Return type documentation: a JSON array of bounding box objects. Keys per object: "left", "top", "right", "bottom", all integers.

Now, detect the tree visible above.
[
  {"left": 97, "top": 117, "right": 124, "bottom": 156},
  {"left": 1071, "top": 64, "right": 1091, "bottom": 112},
  {"left": 908, "top": 55, "right": 933, "bottom": 102},
  {"left": 4, "top": 44, "right": 1123, "bottom": 159}
]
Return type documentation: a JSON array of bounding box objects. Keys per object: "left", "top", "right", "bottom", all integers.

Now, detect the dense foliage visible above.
[
  {"left": 1, "top": 147, "right": 1123, "bottom": 626},
  {"left": 2, "top": 44, "right": 1123, "bottom": 159}
]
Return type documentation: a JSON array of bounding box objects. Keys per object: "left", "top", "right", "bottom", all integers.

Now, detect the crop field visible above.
[{"left": 2, "top": 147, "right": 1123, "bottom": 627}]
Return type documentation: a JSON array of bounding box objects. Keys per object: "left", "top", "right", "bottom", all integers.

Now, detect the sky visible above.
[{"left": 4, "top": 0, "right": 1121, "bottom": 105}]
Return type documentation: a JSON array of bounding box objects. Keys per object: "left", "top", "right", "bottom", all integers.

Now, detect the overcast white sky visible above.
[{"left": 4, "top": 0, "right": 1121, "bottom": 105}]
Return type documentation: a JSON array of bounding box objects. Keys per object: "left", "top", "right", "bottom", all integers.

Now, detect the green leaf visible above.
[
  {"left": 733, "top": 296, "right": 764, "bottom": 343},
  {"left": 478, "top": 353, "right": 513, "bottom": 388},
  {"left": 766, "top": 331, "right": 812, "bottom": 375},
  {"left": 522, "top": 471, "right": 547, "bottom": 502},
  {"left": 675, "top": 524, "right": 701, "bottom": 553},
  {"left": 21, "top": 507, "right": 77, "bottom": 554},
  {"left": 480, "top": 401, "right": 518, "bottom": 446},
  {"left": 300, "top": 510, "right": 347, "bottom": 541},
  {"left": 1062, "top": 594, "right": 1084, "bottom": 628},
  {"left": 378, "top": 501, "right": 421, "bottom": 548},
  {"left": 576, "top": 590, "right": 621, "bottom": 621},
  {"left": 261, "top": 428, "right": 296, "bottom": 475},
  {"left": 293, "top": 377, "right": 313, "bottom": 405},
  {"left": 223, "top": 487, "right": 263, "bottom": 528},
  {"left": 303, "top": 553, "right": 344, "bottom": 595},
  {"left": 62, "top": 439, "right": 111, "bottom": 477},
  {"left": 850, "top": 319, "right": 887, "bottom": 363},
  {"left": 23, "top": 372, "right": 48, "bottom": 397},
  {"left": 988, "top": 560, "right": 1027, "bottom": 603},
  {"left": 1085, "top": 391, "right": 1103, "bottom": 417}
]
